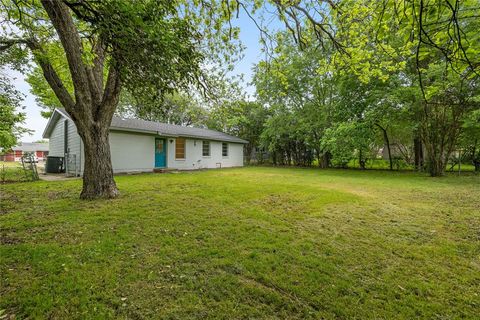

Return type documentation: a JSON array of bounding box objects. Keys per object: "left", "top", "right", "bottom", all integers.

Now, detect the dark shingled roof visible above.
[
  {"left": 110, "top": 117, "right": 247, "bottom": 143},
  {"left": 50, "top": 108, "right": 247, "bottom": 144}
]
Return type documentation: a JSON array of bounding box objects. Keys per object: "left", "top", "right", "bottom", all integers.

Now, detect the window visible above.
[
  {"left": 155, "top": 139, "right": 164, "bottom": 153},
  {"left": 175, "top": 138, "right": 185, "bottom": 159},
  {"left": 222, "top": 142, "right": 229, "bottom": 157},
  {"left": 202, "top": 141, "right": 210, "bottom": 156}
]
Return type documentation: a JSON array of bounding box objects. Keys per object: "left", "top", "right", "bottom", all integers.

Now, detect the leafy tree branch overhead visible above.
[{"left": 0, "top": 0, "right": 241, "bottom": 199}]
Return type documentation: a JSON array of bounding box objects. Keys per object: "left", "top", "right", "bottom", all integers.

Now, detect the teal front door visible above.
[{"left": 155, "top": 138, "right": 166, "bottom": 168}]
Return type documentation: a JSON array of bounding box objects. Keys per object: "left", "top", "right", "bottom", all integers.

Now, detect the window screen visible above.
[
  {"left": 222, "top": 143, "right": 228, "bottom": 157},
  {"left": 202, "top": 141, "right": 210, "bottom": 156},
  {"left": 175, "top": 138, "right": 186, "bottom": 159}
]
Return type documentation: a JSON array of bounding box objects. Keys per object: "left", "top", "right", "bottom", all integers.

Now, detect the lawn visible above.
[
  {"left": 1, "top": 167, "right": 479, "bottom": 319},
  {"left": 0, "top": 161, "right": 25, "bottom": 183},
  {"left": 0, "top": 161, "right": 39, "bottom": 183}
]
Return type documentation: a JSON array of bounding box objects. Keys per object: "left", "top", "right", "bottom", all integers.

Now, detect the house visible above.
[
  {"left": 0, "top": 142, "right": 49, "bottom": 162},
  {"left": 42, "top": 108, "right": 247, "bottom": 175}
]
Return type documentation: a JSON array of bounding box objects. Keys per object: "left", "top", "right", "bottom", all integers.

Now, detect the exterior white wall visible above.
[
  {"left": 48, "top": 117, "right": 244, "bottom": 174},
  {"left": 167, "top": 138, "right": 244, "bottom": 170},
  {"left": 48, "top": 118, "right": 65, "bottom": 157},
  {"left": 109, "top": 131, "right": 156, "bottom": 173}
]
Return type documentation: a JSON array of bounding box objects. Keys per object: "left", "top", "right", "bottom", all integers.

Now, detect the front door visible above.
[{"left": 155, "top": 138, "right": 166, "bottom": 168}]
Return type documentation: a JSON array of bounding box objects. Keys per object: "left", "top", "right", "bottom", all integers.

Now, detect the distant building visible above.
[{"left": 1, "top": 142, "right": 49, "bottom": 162}]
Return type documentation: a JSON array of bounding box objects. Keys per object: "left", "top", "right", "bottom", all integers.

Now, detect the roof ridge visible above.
[
  {"left": 47, "top": 108, "right": 247, "bottom": 144},
  {"left": 111, "top": 115, "right": 246, "bottom": 143}
]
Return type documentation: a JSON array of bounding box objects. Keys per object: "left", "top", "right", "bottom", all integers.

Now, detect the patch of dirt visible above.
[
  {"left": 47, "top": 190, "right": 74, "bottom": 200},
  {"left": 0, "top": 234, "right": 22, "bottom": 245},
  {"left": 0, "top": 192, "right": 21, "bottom": 215},
  {"left": 256, "top": 194, "right": 307, "bottom": 214}
]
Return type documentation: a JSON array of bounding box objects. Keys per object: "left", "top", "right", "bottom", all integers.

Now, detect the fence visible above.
[{"left": 65, "top": 153, "right": 77, "bottom": 177}]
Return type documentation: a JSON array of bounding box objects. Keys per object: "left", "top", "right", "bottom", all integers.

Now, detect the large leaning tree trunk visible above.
[{"left": 37, "top": 0, "right": 120, "bottom": 199}]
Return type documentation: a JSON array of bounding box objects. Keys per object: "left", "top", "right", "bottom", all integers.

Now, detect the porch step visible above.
[{"left": 153, "top": 168, "right": 177, "bottom": 173}]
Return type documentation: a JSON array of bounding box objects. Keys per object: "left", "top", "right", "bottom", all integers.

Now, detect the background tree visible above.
[
  {"left": 208, "top": 100, "right": 270, "bottom": 164},
  {"left": 266, "top": 0, "right": 480, "bottom": 175},
  {"left": 116, "top": 91, "right": 209, "bottom": 127},
  {"left": 0, "top": 74, "right": 30, "bottom": 150}
]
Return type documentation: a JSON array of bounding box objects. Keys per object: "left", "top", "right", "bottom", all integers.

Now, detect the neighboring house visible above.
[
  {"left": 0, "top": 142, "right": 49, "bottom": 162},
  {"left": 42, "top": 108, "right": 247, "bottom": 175}
]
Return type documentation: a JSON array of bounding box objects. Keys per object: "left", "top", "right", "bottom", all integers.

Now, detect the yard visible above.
[{"left": 1, "top": 167, "right": 479, "bottom": 319}]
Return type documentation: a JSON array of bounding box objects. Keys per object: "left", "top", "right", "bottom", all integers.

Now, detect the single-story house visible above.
[
  {"left": 42, "top": 108, "right": 247, "bottom": 175},
  {"left": 0, "top": 142, "right": 49, "bottom": 162}
]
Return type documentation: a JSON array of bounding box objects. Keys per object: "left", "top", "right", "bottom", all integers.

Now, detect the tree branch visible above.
[
  {"left": 40, "top": 0, "right": 91, "bottom": 106},
  {"left": 0, "top": 37, "right": 76, "bottom": 112},
  {"left": 98, "top": 64, "right": 121, "bottom": 123}
]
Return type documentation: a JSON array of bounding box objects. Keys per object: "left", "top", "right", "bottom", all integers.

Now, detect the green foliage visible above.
[
  {"left": 0, "top": 74, "right": 29, "bottom": 150},
  {"left": 117, "top": 91, "right": 209, "bottom": 127},
  {"left": 321, "top": 123, "right": 372, "bottom": 168},
  {"left": 250, "top": 0, "right": 480, "bottom": 173},
  {"left": 208, "top": 100, "right": 270, "bottom": 163},
  {"left": 25, "top": 42, "right": 73, "bottom": 118},
  {"left": 0, "top": 0, "right": 242, "bottom": 116}
]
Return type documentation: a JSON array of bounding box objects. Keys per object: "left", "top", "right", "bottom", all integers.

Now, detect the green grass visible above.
[
  {"left": 1, "top": 167, "right": 479, "bottom": 319},
  {"left": 0, "top": 161, "right": 30, "bottom": 183}
]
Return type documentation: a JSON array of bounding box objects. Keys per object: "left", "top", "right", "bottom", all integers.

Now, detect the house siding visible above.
[
  {"left": 48, "top": 119, "right": 65, "bottom": 157},
  {"left": 167, "top": 138, "right": 244, "bottom": 170},
  {"left": 109, "top": 131, "right": 155, "bottom": 173},
  {"left": 46, "top": 111, "right": 244, "bottom": 175}
]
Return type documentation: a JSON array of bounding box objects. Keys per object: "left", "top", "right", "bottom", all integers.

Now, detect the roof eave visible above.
[
  {"left": 110, "top": 126, "right": 247, "bottom": 144},
  {"left": 42, "top": 109, "right": 64, "bottom": 138}
]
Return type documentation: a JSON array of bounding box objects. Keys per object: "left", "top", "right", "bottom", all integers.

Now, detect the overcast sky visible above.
[{"left": 9, "top": 9, "right": 277, "bottom": 142}]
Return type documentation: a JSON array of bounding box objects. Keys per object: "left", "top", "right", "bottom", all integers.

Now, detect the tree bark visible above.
[
  {"left": 319, "top": 151, "right": 331, "bottom": 168},
  {"left": 376, "top": 124, "right": 393, "bottom": 170},
  {"left": 39, "top": 0, "right": 121, "bottom": 199},
  {"left": 426, "top": 154, "right": 446, "bottom": 177},
  {"left": 472, "top": 140, "right": 480, "bottom": 172},
  {"left": 414, "top": 137, "right": 424, "bottom": 171},
  {"left": 359, "top": 149, "right": 366, "bottom": 169},
  {"left": 77, "top": 123, "right": 119, "bottom": 199}
]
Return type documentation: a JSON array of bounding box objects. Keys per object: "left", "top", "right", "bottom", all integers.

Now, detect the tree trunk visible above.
[
  {"left": 472, "top": 140, "right": 480, "bottom": 172},
  {"left": 426, "top": 155, "right": 446, "bottom": 177},
  {"left": 376, "top": 124, "right": 392, "bottom": 170},
  {"left": 77, "top": 123, "right": 119, "bottom": 199},
  {"left": 424, "top": 137, "right": 448, "bottom": 177},
  {"left": 34, "top": 0, "right": 122, "bottom": 199},
  {"left": 474, "top": 159, "right": 480, "bottom": 172},
  {"left": 319, "top": 151, "right": 331, "bottom": 168},
  {"left": 359, "top": 149, "right": 366, "bottom": 169},
  {"left": 414, "top": 137, "right": 424, "bottom": 171}
]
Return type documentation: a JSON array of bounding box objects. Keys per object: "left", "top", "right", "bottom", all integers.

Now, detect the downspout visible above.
[{"left": 79, "top": 134, "right": 82, "bottom": 177}]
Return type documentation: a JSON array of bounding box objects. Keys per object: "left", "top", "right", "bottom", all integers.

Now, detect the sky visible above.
[{"left": 8, "top": 8, "right": 280, "bottom": 143}]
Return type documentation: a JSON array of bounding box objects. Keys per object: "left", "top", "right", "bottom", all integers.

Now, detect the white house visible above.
[{"left": 42, "top": 108, "right": 247, "bottom": 175}]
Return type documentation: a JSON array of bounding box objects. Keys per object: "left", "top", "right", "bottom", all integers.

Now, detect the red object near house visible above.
[
  {"left": 4, "top": 152, "right": 15, "bottom": 161},
  {"left": 1, "top": 142, "right": 49, "bottom": 162}
]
